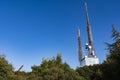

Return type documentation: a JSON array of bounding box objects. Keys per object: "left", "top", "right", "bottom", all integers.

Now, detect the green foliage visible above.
[
  {"left": 76, "top": 65, "right": 102, "bottom": 80},
  {"left": 111, "top": 24, "right": 120, "bottom": 41},
  {"left": 30, "top": 54, "right": 82, "bottom": 80},
  {"left": 0, "top": 55, "right": 15, "bottom": 80},
  {"left": 102, "top": 26, "right": 120, "bottom": 80}
]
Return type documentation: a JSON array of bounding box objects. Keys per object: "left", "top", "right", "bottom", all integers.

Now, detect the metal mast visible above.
[
  {"left": 85, "top": 2, "right": 97, "bottom": 57},
  {"left": 16, "top": 65, "right": 23, "bottom": 80},
  {"left": 78, "top": 29, "right": 83, "bottom": 63}
]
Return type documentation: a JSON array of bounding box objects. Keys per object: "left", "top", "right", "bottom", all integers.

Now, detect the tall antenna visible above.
[
  {"left": 85, "top": 2, "right": 90, "bottom": 25},
  {"left": 85, "top": 2, "right": 97, "bottom": 57},
  {"left": 78, "top": 29, "right": 83, "bottom": 63}
]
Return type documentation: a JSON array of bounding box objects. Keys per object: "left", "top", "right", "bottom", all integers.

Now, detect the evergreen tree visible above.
[{"left": 102, "top": 25, "right": 120, "bottom": 80}]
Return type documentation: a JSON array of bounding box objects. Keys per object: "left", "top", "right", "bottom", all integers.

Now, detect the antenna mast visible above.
[
  {"left": 78, "top": 29, "right": 83, "bottom": 64},
  {"left": 85, "top": 2, "right": 97, "bottom": 57}
]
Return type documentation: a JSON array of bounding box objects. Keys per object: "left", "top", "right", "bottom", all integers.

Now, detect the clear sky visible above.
[{"left": 0, "top": 0, "right": 120, "bottom": 71}]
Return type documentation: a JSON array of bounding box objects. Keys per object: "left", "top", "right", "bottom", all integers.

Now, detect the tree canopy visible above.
[{"left": 0, "top": 55, "right": 15, "bottom": 80}]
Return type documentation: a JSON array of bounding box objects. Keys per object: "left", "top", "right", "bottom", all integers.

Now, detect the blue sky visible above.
[{"left": 0, "top": 0, "right": 120, "bottom": 71}]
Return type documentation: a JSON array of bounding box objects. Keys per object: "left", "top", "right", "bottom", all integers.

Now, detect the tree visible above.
[
  {"left": 76, "top": 65, "right": 102, "bottom": 80},
  {"left": 0, "top": 55, "right": 15, "bottom": 79},
  {"left": 30, "top": 54, "right": 82, "bottom": 80},
  {"left": 102, "top": 25, "right": 120, "bottom": 80}
]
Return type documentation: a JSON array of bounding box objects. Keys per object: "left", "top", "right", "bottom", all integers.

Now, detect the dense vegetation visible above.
[{"left": 0, "top": 26, "right": 120, "bottom": 80}]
